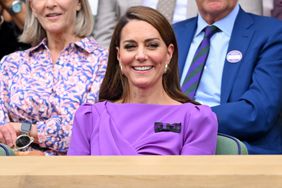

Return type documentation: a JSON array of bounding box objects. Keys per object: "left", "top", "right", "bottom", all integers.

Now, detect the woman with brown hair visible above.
[{"left": 68, "top": 6, "right": 217, "bottom": 155}]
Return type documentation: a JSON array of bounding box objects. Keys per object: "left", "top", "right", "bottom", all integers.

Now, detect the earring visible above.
[
  {"left": 119, "top": 62, "right": 123, "bottom": 73},
  {"left": 164, "top": 64, "right": 168, "bottom": 73}
]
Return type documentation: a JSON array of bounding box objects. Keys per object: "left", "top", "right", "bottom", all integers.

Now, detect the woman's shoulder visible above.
[
  {"left": 76, "top": 36, "right": 108, "bottom": 55},
  {"left": 189, "top": 104, "right": 217, "bottom": 127},
  {"left": 182, "top": 102, "right": 212, "bottom": 111},
  {"left": 1, "top": 49, "right": 30, "bottom": 61},
  {"left": 76, "top": 102, "right": 107, "bottom": 116},
  {"left": 0, "top": 49, "right": 32, "bottom": 71},
  {"left": 180, "top": 103, "right": 216, "bottom": 119}
]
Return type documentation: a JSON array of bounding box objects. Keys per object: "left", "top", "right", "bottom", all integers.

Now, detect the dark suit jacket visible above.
[{"left": 173, "top": 8, "right": 282, "bottom": 154}]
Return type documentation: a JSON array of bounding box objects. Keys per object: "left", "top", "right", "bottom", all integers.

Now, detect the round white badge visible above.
[{"left": 226, "top": 50, "right": 242, "bottom": 63}]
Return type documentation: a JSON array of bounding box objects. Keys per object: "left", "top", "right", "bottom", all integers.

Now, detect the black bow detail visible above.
[{"left": 154, "top": 122, "right": 181, "bottom": 133}]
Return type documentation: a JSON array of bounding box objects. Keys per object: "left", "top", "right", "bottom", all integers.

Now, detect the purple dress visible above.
[{"left": 67, "top": 101, "right": 218, "bottom": 155}]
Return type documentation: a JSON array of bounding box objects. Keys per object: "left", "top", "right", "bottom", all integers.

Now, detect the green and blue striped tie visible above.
[{"left": 182, "top": 25, "right": 220, "bottom": 99}]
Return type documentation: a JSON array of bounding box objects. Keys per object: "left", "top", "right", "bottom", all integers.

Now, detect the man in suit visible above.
[
  {"left": 173, "top": 0, "right": 282, "bottom": 154},
  {"left": 187, "top": 0, "right": 264, "bottom": 16}
]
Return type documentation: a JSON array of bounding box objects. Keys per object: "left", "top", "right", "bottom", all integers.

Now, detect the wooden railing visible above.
[{"left": 1, "top": 156, "right": 282, "bottom": 188}]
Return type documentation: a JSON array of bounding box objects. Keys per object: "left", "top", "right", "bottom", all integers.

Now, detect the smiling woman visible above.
[
  {"left": 67, "top": 6, "right": 218, "bottom": 156},
  {"left": 20, "top": 0, "right": 93, "bottom": 47},
  {"left": 0, "top": 0, "right": 108, "bottom": 155},
  {"left": 27, "top": 0, "right": 82, "bottom": 44},
  {"left": 116, "top": 19, "right": 174, "bottom": 100}
]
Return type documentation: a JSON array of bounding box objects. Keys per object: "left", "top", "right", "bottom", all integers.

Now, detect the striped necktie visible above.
[
  {"left": 156, "top": 0, "right": 176, "bottom": 23},
  {"left": 181, "top": 25, "right": 220, "bottom": 99}
]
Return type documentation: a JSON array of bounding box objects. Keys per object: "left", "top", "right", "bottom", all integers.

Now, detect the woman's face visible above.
[
  {"left": 29, "top": 0, "right": 81, "bottom": 35},
  {"left": 117, "top": 20, "right": 174, "bottom": 90}
]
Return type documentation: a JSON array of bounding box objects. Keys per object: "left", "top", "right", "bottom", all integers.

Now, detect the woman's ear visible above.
[
  {"left": 166, "top": 44, "right": 174, "bottom": 65},
  {"left": 116, "top": 47, "right": 120, "bottom": 62},
  {"left": 116, "top": 47, "right": 123, "bottom": 73},
  {"left": 29, "top": 0, "right": 38, "bottom": 18},
  {"left": 76, "top": 0, "right": 81, "bottom": 11}
]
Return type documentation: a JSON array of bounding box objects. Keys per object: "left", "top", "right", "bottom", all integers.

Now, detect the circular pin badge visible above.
[{"left": 226, "top": 50, "right": 242, "bottom": 63}]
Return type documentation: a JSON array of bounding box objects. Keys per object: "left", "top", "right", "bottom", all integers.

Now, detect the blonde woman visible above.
[{"left": 0, "top": 0, "right": 108, "bottom": 155}]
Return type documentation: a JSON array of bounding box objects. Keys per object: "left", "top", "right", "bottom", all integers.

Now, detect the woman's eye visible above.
[
  {"left": 124, "top": 44, "right": 136, "bottom": 50},
  {"left": 147, "top": 43, "right": 159, "bottom": 49}
]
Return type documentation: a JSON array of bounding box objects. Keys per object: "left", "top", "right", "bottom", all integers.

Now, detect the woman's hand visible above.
[{"left": 0, "top": 122, "right": 21, "bottom": 147}]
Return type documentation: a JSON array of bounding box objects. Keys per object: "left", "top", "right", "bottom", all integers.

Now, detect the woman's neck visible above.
[
  {"left": 46, "top": 32, "right": 81, "bottom": 63},
  {"left": 123, "top": 85, "right": 180, "bottom": 105}
]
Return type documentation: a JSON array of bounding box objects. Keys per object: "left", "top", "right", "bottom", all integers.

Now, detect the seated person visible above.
[
  {"left": 0, "top": 0, "right": 30, "bottom": 59},
  {"left": 0, "top": 0, "right": 108, "bottom": 155},
  {"left": 173, "top": 0, "right": 282, "bottom": 154},
  {"left": 68, "top": 6, "right": 218, "bottom": 156}
]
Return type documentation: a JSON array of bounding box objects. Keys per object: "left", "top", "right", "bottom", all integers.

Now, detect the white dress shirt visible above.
[{"left": 180, "top": 5, "right": 240, "bottom": 107}]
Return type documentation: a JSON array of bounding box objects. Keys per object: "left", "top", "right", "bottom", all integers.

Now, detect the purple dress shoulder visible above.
[{"left": 68, "top": 101, "right": 218, "bottom": 155}]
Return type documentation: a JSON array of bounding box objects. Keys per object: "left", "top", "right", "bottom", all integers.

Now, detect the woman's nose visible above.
[
  {"left": 135, "top": 47, "right": 147, "bottom": 62},
  {"left": 46, "top": 0, "right": 57, "bottom": 8}
]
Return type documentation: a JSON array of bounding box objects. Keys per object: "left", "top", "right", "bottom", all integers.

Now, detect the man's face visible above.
[{"left": 196, "top": 0, "right": 238, "bottom": 23}]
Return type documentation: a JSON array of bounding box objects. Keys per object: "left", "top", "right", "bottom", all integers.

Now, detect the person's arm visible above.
[
  {"left": 0, "top": 56, "right": 17, "bottom": 147},
  {"left": 35, "top": 47, "right": 107, "bottom": 154},
  {"left": 0, "top": 58, "right": 68, "bottom": 151},
  {"left": 181, "top": 105, "right": 218, "bottom": 155},
  {"left": 67, "top": 104, "right": 95, "bottom": 155},
  {"left": 0, "top": 47, "right": 107, "bottom": 154},
  {"left": 0, "top": 55, "right": 38, "bottom": 147},
  {"left": 83, "top": 51, "right": 108, "bottom": 103},
  {"left": 0, "top": 0, "right": 26, "bottom": 29},
  {"left": 35, "top": 52, "right": 107, "bottom": 154},
  {"left": 212, "top": 24, "right": 282, "bottom": 140},
  {"left": 93, "top": 0, "right": 119, "bottom": 48}
]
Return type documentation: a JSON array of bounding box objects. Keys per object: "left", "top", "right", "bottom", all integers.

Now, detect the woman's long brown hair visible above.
[{"left": 99, "top": 6, "right": 197, "bottom": 105}]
